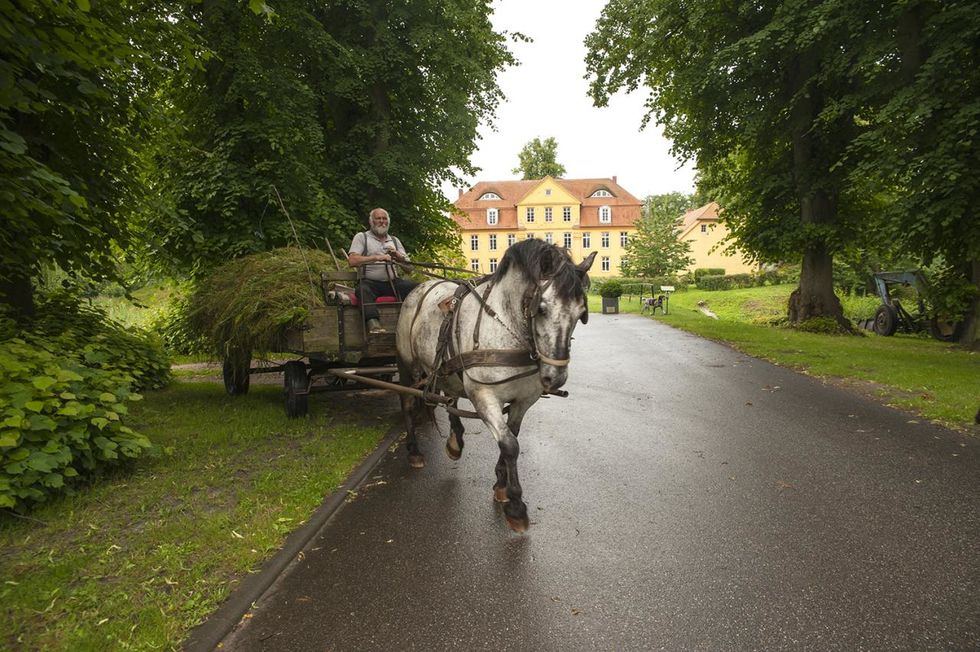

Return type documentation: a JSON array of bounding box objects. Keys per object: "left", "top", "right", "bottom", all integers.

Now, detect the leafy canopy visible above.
[{"left": 512, "top": 137, "right": 566, "bottom": 180}]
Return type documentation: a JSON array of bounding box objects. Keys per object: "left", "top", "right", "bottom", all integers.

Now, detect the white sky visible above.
[{"left": 442, "top": 0, "right": 697, "bottom": 202}]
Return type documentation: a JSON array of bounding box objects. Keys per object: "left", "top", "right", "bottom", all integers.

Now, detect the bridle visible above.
[{"left": 522, "top": 277, "right": 571, "bottom": 367}]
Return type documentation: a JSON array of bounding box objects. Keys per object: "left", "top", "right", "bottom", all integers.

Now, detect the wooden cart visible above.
[{"left": 221, "top": 269, "right": 406, "bottom": 418}]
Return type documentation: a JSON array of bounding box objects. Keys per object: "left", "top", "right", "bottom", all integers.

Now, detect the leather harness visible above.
[{"left": 410, "top": 275, "right": 572, "bottom": 397}]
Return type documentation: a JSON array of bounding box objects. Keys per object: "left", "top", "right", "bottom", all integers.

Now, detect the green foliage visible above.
[
  {"left": 793, "top": 316, "right": 851, "bottom": 335},
  {"left": 149, "top": 288, "right": 210, "bottom": 356},
  {"left": 512, "top": 137, "right": 567, "bottom": 180},
  {"left": 697, "top": 273, "right": 764, "bottom": 291},
  {"left": 144, "top": 0, "right": 517, "bottom": 276},
  {"left": 0, "top": 292, "right": 169, "bottom": 510},
  {"left": 622, "top": 193, "right": 695, "bottom": 277},
  {"left": 694, "top": 268, "right": 726, "bottom": 282},
  {"left": 188, "top": 247, "right": 336, "bottom": 356},
  {"left": 614, "top": 276, "right": 689, "bottom": 295},
  {"left": 597, "top": 279, "right": 624, "bottom": 298},
  {"left": 0, "top": 0, "right": 194, "bottom": 313}
]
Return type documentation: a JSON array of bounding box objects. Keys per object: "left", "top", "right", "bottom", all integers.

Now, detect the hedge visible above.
[{"left": 694, "top": 268, "right": 726, "bottom": 282}]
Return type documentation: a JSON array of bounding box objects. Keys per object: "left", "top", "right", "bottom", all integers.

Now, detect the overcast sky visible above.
[{"left": 442, "top": 0, "right": 697, "bottom": 202}]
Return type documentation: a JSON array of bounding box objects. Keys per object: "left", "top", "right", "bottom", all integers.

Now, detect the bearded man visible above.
[{"left": 347, "top": 207, "right": 418, "bottom": 333}]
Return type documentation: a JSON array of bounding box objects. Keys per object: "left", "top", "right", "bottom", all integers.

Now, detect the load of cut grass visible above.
[{"left": 188, "top": 247, "right": 339, "bottom": 356}]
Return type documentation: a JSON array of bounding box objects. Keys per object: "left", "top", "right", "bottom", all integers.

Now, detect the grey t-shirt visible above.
[{"left": 350, "top": 231, "right": 408, "bottom": 281}]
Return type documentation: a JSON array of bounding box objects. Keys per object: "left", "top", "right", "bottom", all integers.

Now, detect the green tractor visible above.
[{"left": 859, "top": 271, "right": 964, "bottom": 342}]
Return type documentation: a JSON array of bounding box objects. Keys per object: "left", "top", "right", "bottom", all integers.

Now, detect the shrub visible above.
[
  {"left": 616, "top": 276, "right": 690, "bottom": 294},
  {"left": 0, "top": 294, "right": 169, "bottom": 510},
  {"left": 596, "top": 279, "right": 624, "bottom": 298},
  {"left": 694, "top": 268, "right": 725, "bottom": 282},
  {"left": 151, "top": 289, "right": 210, "bottom": 356},
  {"left": 792, "top": 316, "right": 851, "bottom": 335}
]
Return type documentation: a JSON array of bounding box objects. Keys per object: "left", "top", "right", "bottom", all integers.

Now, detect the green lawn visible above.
[
  {"left": 590, "top": 284, "right": 979, "bottom": 429},
  {"left": 1, "top": 382, "right": 390, "bottom": 651}
]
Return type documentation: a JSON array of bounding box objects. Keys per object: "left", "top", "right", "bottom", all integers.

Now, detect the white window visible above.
[
  {"left": 470, "top": 259, "right": 480, "bottom": 272},
  {"left": 507, "top": 233, "right": 516, "bottom": 247},
  {"left": 526, "top": 233, "right": 533, "bottom": 240},
  {"left": 620, "top": 231, "right": 628, "bottom": 247},
  {"left": 487, "top": 208, "right": 498, "bottom": 225},
  {"left": 489, "top": 258, "right": 498, "bottom": 273},
  {"left": 621, "top": 257, "right": 628, "bottom": 271},
  {"left": 545, "top": 232, "right": 553, "bottom": 244},
  {"left": 601, "top": 232, "right": 610, "bottom": 248},
  {"left": 544, "top": 207, "right": 553, "bottom": 222},
  {"left": 489, "top": 234, "right": 497, "bottom": 250},
  {"left": 479, "top": 192, "right": 500, "bottom": 200},
  {"left": 470, "top": 235, "right": 479, "bottom": 251},
  {"left": 582, "top": 232, "right": 591, "bottom": 248},
  {"left": 599, "top": 206, "right": 611, "bottom": 223},
  {"left": 563, "top": 207, "right": 571, "bottom": 222},
  {"left": 591, "top": 189, "right": 613, "bottom": 198},
  {"left": 701, "top": 223, "right": 707, "bottom": 233},
  {"left": 563, "top": 232, "right": 572, "bottom": 248},
  {"left": 526, "top": 207, "right": 535, "bottom": 223},
  {"left": 601, "top": 256, "right": 610, "bottom": 272}
]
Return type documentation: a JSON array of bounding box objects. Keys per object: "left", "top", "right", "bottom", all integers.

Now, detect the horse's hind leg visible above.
[
  {"left": 446, "top": 405, "right": 465, "bottom": 460},
  {"left": 398, "top": 362, "right": 425, "bottom": 468}
]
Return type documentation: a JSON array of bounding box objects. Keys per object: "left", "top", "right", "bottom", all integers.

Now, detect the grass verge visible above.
[
  {"left": 1, "top": 381, "right": 390, "bottom": 651},
  {"left": 589, "top": 285, "right": 979, "bottom": 429}
]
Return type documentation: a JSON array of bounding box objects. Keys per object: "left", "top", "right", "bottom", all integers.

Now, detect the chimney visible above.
[
  {"left": 612, "top": 175, "right": 617, "bottom": 184},
  {"left": 458, "top": 188, "right": 463, "bottom": 198}
]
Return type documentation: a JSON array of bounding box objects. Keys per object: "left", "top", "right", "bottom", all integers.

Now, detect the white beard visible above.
[{"left": 370, "top": 223, "right": 389, "bottom": 237}]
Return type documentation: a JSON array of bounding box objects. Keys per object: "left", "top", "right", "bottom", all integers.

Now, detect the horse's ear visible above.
[{"left": 577, "top": 251, "right": 597, "bottom": 275}]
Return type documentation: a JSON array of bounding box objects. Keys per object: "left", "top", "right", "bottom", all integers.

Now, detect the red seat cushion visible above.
[{"left": 349, "top": 294, "right": 397, "bottom": 307}]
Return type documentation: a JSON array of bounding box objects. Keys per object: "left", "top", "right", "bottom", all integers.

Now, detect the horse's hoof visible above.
[
  {"left": 445, "top": 439, "right": 461, "bottom": 461},
  {"left": 505, "top": 514, "right": 529, "bottom": 533},
  {"left": 408, "top": 454, "right": 425, "bottom": 469},
  {"left": 493, "top": 486, "right": 509, "bottom": 503}
]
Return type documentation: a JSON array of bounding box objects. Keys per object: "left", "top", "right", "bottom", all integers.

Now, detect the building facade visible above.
[
  {"left": 451, "top": 176, "right": 642, "bottom": 278},
  {"left": 678, "top": 202, "right": 757, "bottom": 275}
]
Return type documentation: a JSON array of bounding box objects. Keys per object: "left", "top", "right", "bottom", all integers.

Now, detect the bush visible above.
[
  {"left": 151, "top": 289, "right": 210, "bottom": 356},
  {"left": 597, "top": 278, "right": 624, "bottom": 298},
  {"left": 0, "top": 293, "right": 169, "bottom": 511},
  {"left": 694, "top": 268, "right": 726, "bottom": 282},
  {"left": 697, "top": 274, "right": 731, "bottom": 290},
  {"left": 614, "top": 276, "right": 690, "bottom": 294}
]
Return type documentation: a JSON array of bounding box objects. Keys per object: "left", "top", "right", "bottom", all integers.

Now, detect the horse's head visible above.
[{"left": 524, "top": 250, "right": 597, "bottom": 392}]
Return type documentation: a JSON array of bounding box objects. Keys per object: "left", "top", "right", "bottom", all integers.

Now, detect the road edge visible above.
[{"left": 182, "top": 423, "right": 404, "bottom": 652}]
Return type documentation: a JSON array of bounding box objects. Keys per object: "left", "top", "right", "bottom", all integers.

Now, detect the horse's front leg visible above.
[
  {"left": 492, "top": 397, "right": 535, "bottom": 504},
  {"left": 398, "top": 360, "right": 425, "bottom": 468},
  {"left": 471, "top": 391, "right": 529, "bottom": 532},
  {"left": 445, "top": 401, "right": 465, "bottom": 460}
]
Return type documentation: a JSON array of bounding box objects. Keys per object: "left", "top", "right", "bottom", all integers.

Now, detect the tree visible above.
[
  {"left": 622, "top": 193, "right": 694, "bottom": 278},
  {"left": 846, "top": 1, "right": 980, "bottom": 347},
  {"left": 586, "top": 1, "right": 888, "bottom": 329},
  {"left": 512, "top": 137, "right": 566, "bottom": 180},
  {"left": 0, "top": 1, "right": 187, "bottom": 317},
  {"left": 143, "top": 0, "right": 516, "bottom": 275}
]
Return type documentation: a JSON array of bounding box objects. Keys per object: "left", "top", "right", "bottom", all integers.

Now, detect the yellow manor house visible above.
[{"left": 451, "top": 176, "right": 641, "bottom": 278}]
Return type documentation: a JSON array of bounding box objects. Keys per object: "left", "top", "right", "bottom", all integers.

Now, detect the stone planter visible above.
[{"left": 601, "top": 296, "right": 620, "bottom": 314}]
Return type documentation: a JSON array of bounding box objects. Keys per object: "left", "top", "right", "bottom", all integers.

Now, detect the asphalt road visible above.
[{"left": 222, "top": 313, "right": 980, "bottom": 651}]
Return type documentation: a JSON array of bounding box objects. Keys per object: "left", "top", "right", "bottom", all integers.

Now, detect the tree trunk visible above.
[
  {"left": 958, "top": 259, "right": 980, "bottom": 350},
  {"left": 0, "top": 269, "right": 35, "bottom": 320},
  {"left": 787, "top": 51, "right": 850, "bottom": 330}
]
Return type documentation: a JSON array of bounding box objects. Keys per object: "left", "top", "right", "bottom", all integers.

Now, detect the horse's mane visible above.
[{"left": 492, "top": 239, "right": 587, "bottom": 302}]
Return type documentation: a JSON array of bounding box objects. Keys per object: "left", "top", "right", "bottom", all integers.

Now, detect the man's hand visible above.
[{"left": 374, "top": 253, "right": 392, "bottom": 263}]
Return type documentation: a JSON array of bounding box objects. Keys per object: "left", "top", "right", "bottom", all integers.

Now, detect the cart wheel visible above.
[
  {"left": 222, "top": 353, "right": 251, "bottom": 396},
  {"left": 929, "top": 318, "right": 964, "bottom": 342},
  {"left": 872, "top": 305, "right": 898, "bottom": 336},
  {"left": 284, "top": 360, "right": 309, "bottom": 418}
]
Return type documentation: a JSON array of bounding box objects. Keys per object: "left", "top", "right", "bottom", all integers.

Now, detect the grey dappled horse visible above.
[{"left": 395, "top": 239, "right": 596, "bottom": 532}]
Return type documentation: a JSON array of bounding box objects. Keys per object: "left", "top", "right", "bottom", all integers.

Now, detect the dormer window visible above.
[
  {"left": 599, "top": 206, "right": 611, "bottom": 223},
  {"left": 590, "top": 189, "right": 613, "bottom": 198},
  {"left": 478, "top": 192, "right": 501, "bottom": 200},
  {"left": 487, "top": 208, "right": 499, "bottom": 225}
]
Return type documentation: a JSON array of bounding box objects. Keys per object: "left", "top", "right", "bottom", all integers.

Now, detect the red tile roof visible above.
[{"left": 452, "top": 177, "right": 643, "bottom": 230}]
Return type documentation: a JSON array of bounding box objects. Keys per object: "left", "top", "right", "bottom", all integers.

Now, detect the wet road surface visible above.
[{"left": 223, "top": 313, "right": 980, "bottom": 650}]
